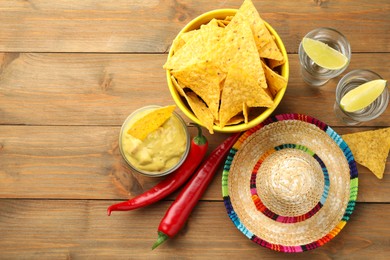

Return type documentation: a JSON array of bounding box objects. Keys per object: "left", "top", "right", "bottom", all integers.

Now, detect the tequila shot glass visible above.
[
  {"left": 334, "top": 70, "right": 389, "bottom": 125},
  {"left": 298, "top": 28, "right": 351, "bottom": 87}
]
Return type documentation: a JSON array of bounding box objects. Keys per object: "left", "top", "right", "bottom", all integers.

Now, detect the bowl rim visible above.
[{"left": 166, "top": 8, "right": 289, "bottom": 133}]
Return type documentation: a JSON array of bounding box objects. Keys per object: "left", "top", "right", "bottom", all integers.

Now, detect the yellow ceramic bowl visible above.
[{"left": 166, "top": 9, "right": 289, "bottom": 133}]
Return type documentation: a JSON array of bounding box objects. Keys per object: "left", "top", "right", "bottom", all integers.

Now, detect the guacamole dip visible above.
[{"left": 121, "top": 109, "right": 188, "bottom": 174}]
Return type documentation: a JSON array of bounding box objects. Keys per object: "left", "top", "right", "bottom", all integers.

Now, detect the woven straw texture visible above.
[{"left": 222, "top": 114, "right": 358, "bottom": 253}]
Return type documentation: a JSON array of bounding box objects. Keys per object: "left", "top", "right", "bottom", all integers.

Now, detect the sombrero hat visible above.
[{"left": 222, "top": 114, "right": 358, "bottom": 253}]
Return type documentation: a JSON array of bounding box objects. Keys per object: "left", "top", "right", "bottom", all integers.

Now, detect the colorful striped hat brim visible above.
[{"left": 222, "top": 114, "right": 358, "bottom": 253}]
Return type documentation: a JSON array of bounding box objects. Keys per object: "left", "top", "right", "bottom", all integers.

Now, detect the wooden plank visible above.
[
  {"left": 1, "top": 53, "right": 389, "bottom": 126},
  {"left": 0, "top": 0, "right": 389, "bottom": 53},
  {"left": 0, "top": 53, "right": 172, "bottom": 126},
  {"left": 0, "top": 125, "right": 389, "bottom": 202},
  {"left": 0, "top": 124, "right": 225, "bottom": 200},
  {"left": 0, "top": 200, "right": 389, "bottom": 259}
]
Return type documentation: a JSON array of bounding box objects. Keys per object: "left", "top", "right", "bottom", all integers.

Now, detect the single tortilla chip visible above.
[
  {"left": 259, "top": 34, "right": 284, "bottom": 61},
  {"left": 164, "top": 19, "right": 224, "bottom": 71},
  {"left": 180, "top": 30, "right": 197, "bottom": 43},
  {"left": 171, "top": 76, "right": 214, "bottom": 134},
  {"left": 219, "top": 64, "right": 273, "bottom": 128},
  {"left": 263, "top": 83, "right": 274, "bottom": 99},
  {"left": 171, "top": 60, "right": 224, "bottom": 120},
  {"left": 231, "top": 0, "right": 283, "bottom": 61},
  {"left": 261, "top": 60, "right": 287, "bottom": 96},
  {"left": 215, "top": 114, "right": 245, "bottom": 126},
  {"left": 243, "top": 103, "right": 249, "bottom": 124},
  {"left": 212, "top": 18, "right": 267, "bottom": 89},
  {"left": 342, "top": 127, "right": 390, "bottom": 179},
  {"left": 267, "top": 57, "right": 285, "bottom": 69},
  {"left": 185, "top": 92, "right": 215, "bottom": 134},
  {"left": 227, "top": 114, "right": 245, "bottom": 125},
  {"left": 127, "top": 105, "right": 176, "bottom": 140},
  {"left": 170, "top": 36, "right": 186, "bottom": 54},
  {"left": 171, "top": 30, "right": 198, "bottom": 53},
  {"left": 219, "top": 66, "right": 248, "bottom": 128},
  {"left": 170, "top": 75, "right": 188, "bottom": 97}
]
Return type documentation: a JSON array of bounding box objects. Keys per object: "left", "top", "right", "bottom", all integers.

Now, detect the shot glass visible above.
[
  {"left": 334, "top": 70, "right": 389, "bottom": 125},
  {"left": 298, "top": 27, "right": 351, "bottom": 87}
]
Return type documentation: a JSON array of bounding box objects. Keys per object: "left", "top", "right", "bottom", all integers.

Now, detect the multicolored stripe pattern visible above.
[
  {"left": 222, "top": 113, "right": 358, "bottom": 253},
  {"left": 250, "top": 144, "right": 329, "bottom": 223}
]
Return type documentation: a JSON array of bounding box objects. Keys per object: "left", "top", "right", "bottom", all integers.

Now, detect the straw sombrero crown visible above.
[{"left": 222, "top": 114, "right": 358, "bottom": 253}]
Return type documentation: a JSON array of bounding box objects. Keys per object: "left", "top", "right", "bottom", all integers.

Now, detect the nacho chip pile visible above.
[{"left": 164, "top": 0, "right": 287, "bottom": 133}]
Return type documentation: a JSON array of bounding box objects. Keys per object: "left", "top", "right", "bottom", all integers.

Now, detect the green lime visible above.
[
  {"left": 302, "top": 38, "right": 348, "bottom": 70},
  {"left": 340, "top": 79, "right": 387, "bottom": 112}
]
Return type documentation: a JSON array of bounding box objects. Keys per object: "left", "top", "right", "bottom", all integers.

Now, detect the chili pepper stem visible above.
[
  {"left": 152, "top": 231, "right": 169, "bottom": 250},
  {"left": 188, "top": 123, "right": 207, "bottom": 145}
]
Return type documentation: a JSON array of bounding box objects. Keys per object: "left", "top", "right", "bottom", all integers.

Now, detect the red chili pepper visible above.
[
  {"left": 152, "top": 132, "right": 241, "bottom": 250},
  {"left": 107, "top": 124, "right": 208, "bottom": 216}
]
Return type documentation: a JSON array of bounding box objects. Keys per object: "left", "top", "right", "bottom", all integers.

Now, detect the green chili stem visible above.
[
  {"left": 188, "top": 123, "right": 207, "bottom": 145},
  {"left": 152, "top": 231, "right": 169, "bottom": 250}
]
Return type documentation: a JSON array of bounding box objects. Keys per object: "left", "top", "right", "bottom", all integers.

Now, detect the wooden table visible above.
[{"left": 1, "top": 1, "right": 389, "bottom": 259}]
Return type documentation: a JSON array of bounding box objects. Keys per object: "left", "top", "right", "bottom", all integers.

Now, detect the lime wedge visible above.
[
  {"left": 302, "top": 38, "right": 349, "bottom": 70},
  {"left": 340, "top": 79, "right": 387, "bottom": 112}
]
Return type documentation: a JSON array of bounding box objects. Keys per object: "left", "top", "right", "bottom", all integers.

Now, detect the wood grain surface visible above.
[
  {"left": 0, "top": 0, "right": 389, "bottom": 53},
  {"left": 0, "top": 0, "right": 389, "bottom": 259},
  {"left": 1, "top": 200, "right": 389, "bottom": 259},
  {"left": 0, "top": 124, "right": 388, "bottom": 202}
]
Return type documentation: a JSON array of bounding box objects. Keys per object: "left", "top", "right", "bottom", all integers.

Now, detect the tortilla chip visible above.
[
  {"left": 218, "top": 16, "right": 233, "bottom": 27},
  {"left": 231, "top": 0, "right": 283, "bottom": 61},
  {"left": 259, "top": 33, "right": 284, "bottom": 61},
  {"left": 127, "top": 105, "right": 176, "bottom": 140},
  {"left": 243, "top": 103, "right": 249, "bottom": 124},
  {"left": 164, "top": 19, "right": 224, "bottom": 71},
  {"left": 170, "top": 75, "right": 186, "bottom": 96},
  {"left": 171, "top": 76, "right": 214, "bottom": 134},
  {"left": 267, "top": 57, "right": 285, "bottom": 69},
  {"left": 171, "top": 60, "right": 224, "bottom": 120},
  {"left": 219, "top": 64, "right": 273, "bottom": 128},
  {"left": 215, "top": 114, "right": 245, "bottom": 126},
  {"left": 263, "top": 84, "right": 274, "bottom": 99},
  {"left": 170, "top": 36, "right": 186, "bottom": 54},
  {"left": 342, "top": 127, "right": 390, "bottom": 179},
  {"left": 180, "top": 30, "right": 197, "bottom": 43},
  {"left": 227, "top": 114, "right": 245, "bottom": 125},
  {"left": 212, "top": 18, "right": 267, "bottom": 89},
  {"left": 170, "top": 30, "right": 199, "bottom": 53},
  {"left": 261, "top": 60, "right": 287, "bottom": 96},
  {"left": 185, "top": 92, "right": 215, "bottom": 134},
  {"left": 216, "top": 20, "right": 227, "bottom": 28}
]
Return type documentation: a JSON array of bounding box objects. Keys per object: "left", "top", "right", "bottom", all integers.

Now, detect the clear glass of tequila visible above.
[
  {"left": 334, "top": 70, "right": 389, "bottom": 125},
  {"left": 299, "top": 27, "right": 351, "bottom": 86}
]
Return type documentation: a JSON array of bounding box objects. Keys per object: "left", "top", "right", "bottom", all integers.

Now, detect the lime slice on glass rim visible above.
[
  {"left": 340, "top": 79, "right": 387, "bottom": 112},
  {"left": 302, "top": 38, "right": 349, "bottom": 70}
]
